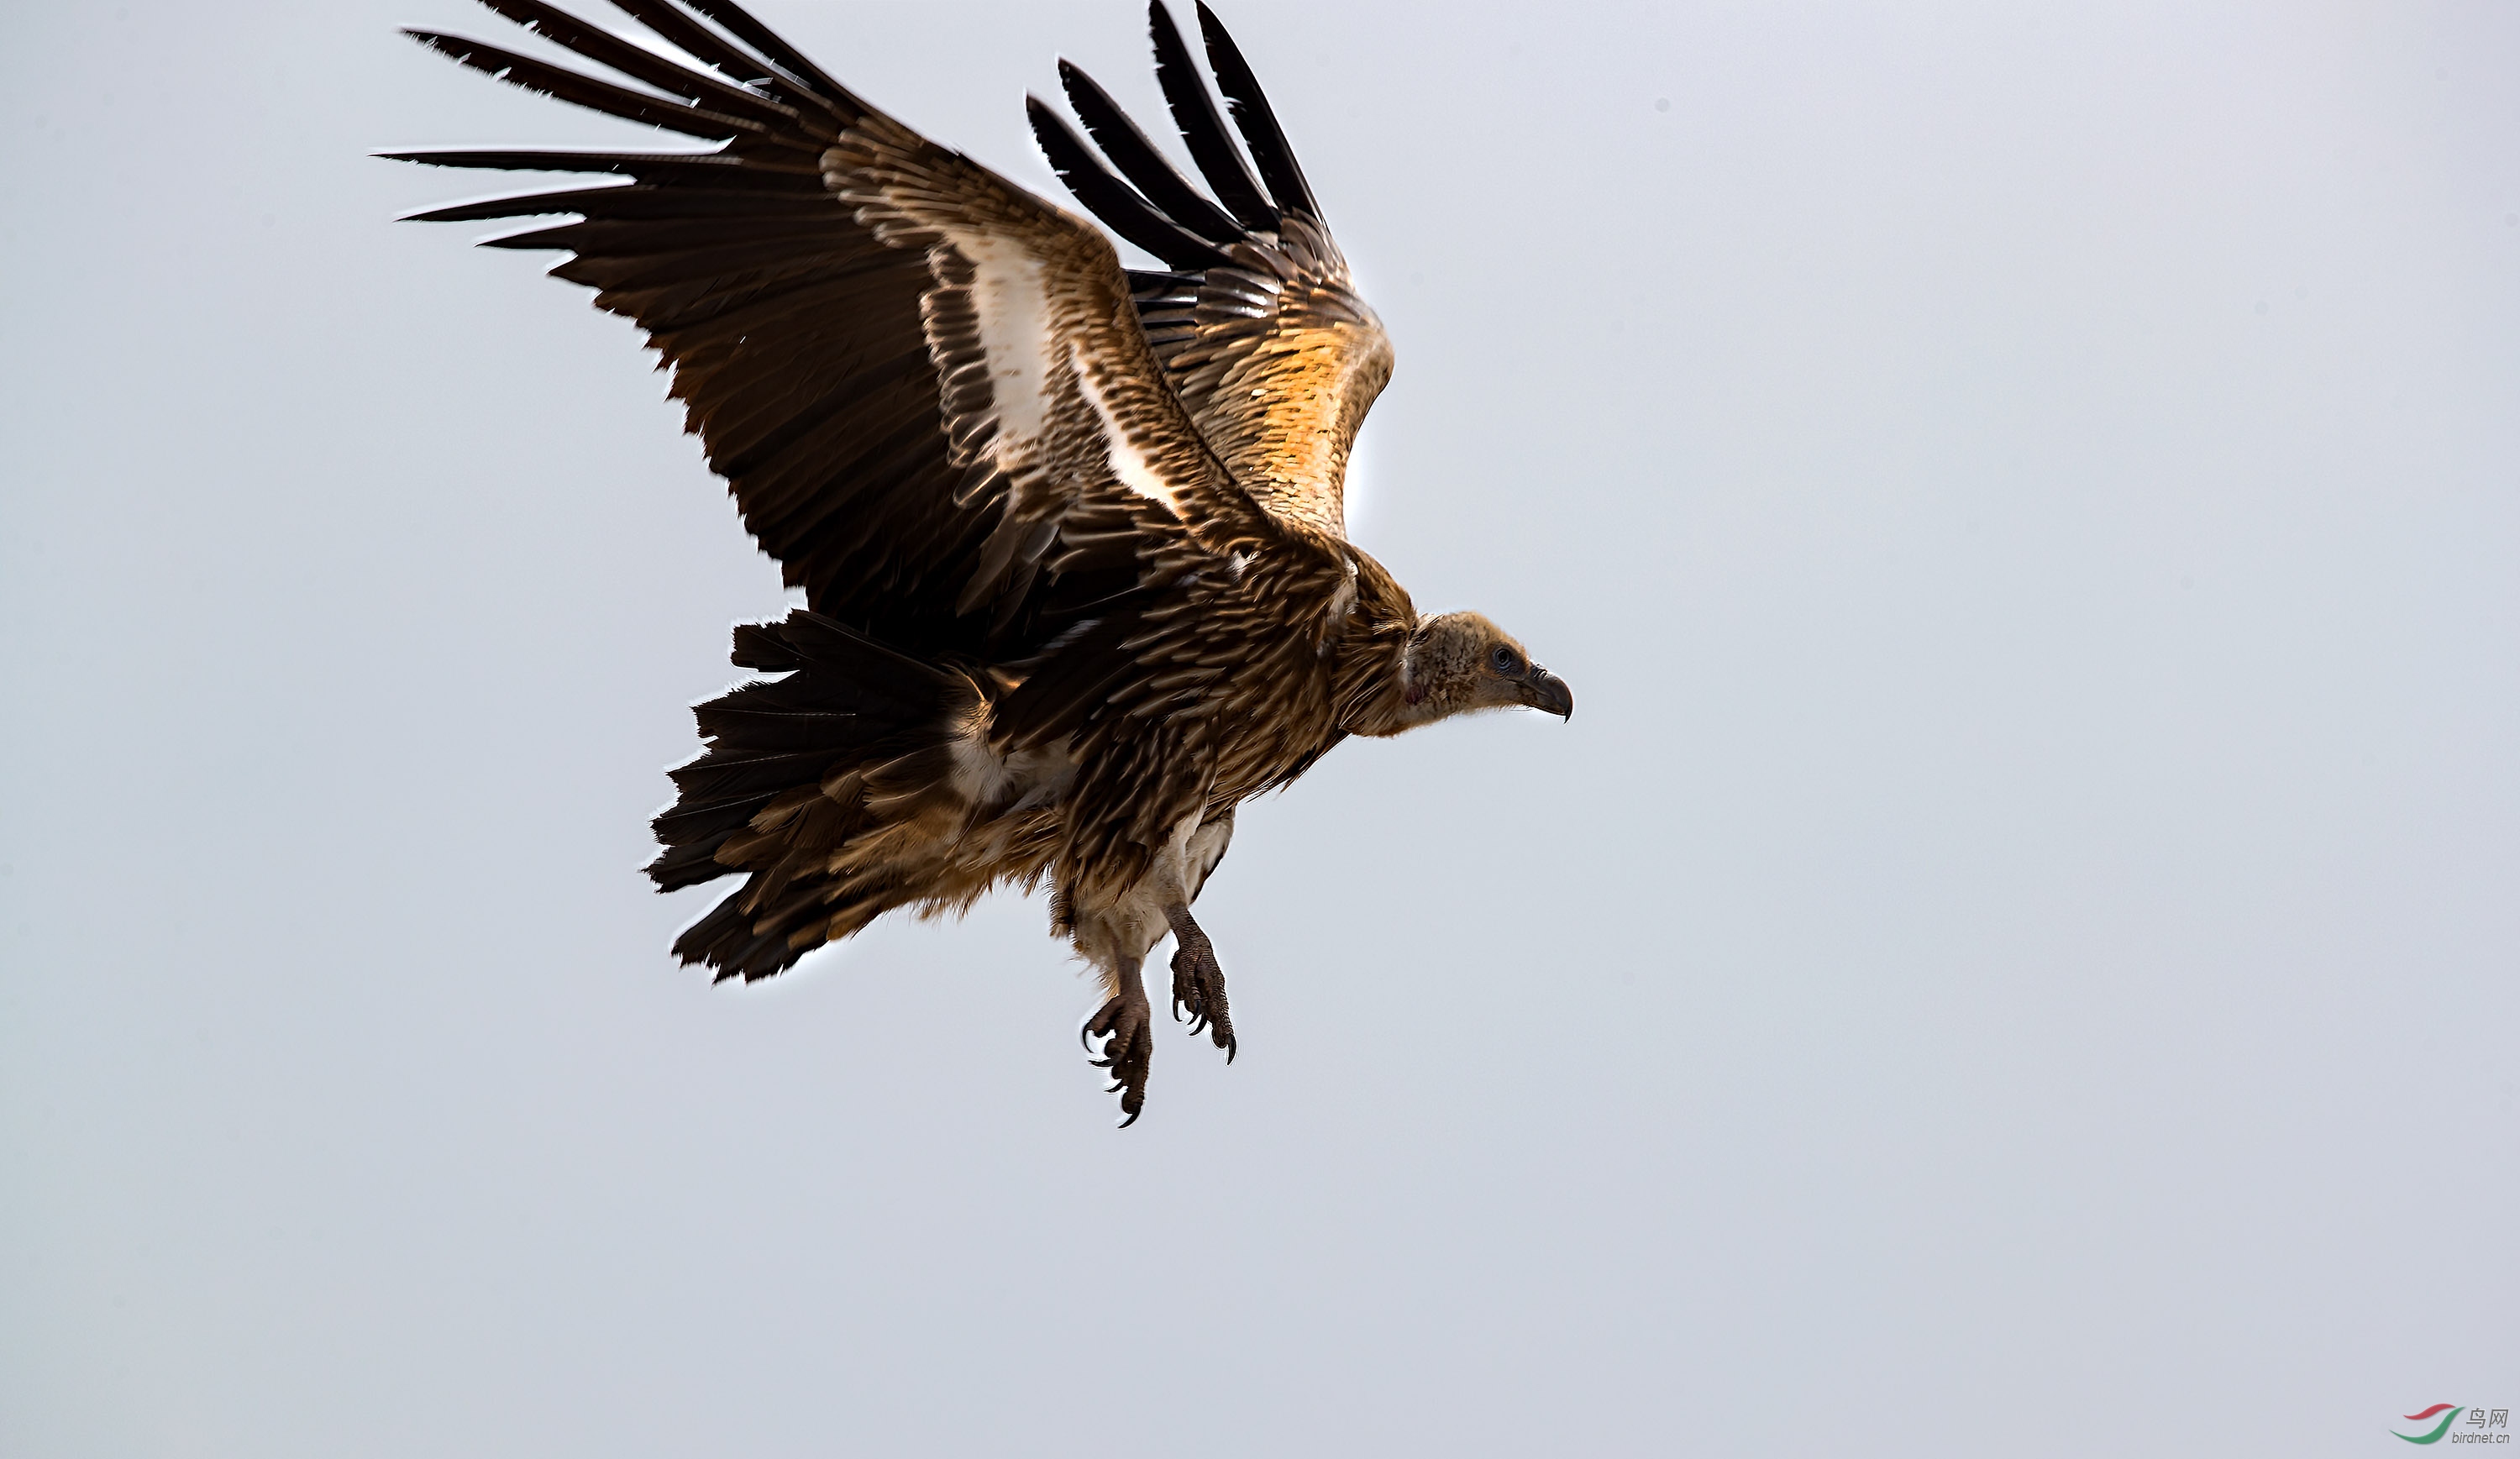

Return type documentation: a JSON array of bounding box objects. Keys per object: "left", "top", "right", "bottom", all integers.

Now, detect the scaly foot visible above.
[
  {"left": 1165, "top": 905, "right": 1236, "bottom": 1063},
  {"left": 1083, "top": 986, "right": 1154, "bottom": 1126}
]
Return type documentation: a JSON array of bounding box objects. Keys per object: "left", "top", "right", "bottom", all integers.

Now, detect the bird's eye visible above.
[{"left": 1490, "top": 645, "right": 1520, "bottom": 674}]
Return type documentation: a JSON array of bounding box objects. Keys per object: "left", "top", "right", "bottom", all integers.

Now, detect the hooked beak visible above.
[{"left": 1517, "top": 666, "right": 1575, "bottom": 721}]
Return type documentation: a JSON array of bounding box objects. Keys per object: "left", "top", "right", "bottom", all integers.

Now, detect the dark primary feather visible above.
[
  {"left": 465, "top": 0, "right": 803, "bottom": 123},
  {"left": 604, "top": 0, "right": 789, "bottom": 88},
  {"left": 1193, "top": 1, "right": 1319, "bottom": 218},
  {"left": 379, "top": 149, "right": 806, "bottom": 186},
  {"left": 1147, "top": 0, "right": 1276, "bottom": 229},
  {"left": 675, "top": 0, "right": 856, "bottom": 101},
  {"left": 1054, "top": 60, "right": 1244, "bottom": 245},
  {"left": 401, "top": 30, "right": 774, "bottom": 141},
  {"left": 1024, "top": 97, "right": 1226, "bottom": 271}
]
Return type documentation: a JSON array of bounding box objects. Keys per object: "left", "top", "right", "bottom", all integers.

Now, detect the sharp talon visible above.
[
  {"left": 1083, "top": 989, "right": 1152, "bottom": 1124},
  {"left": 1168, "top": 932, "right": 1236, "bottom": 1065}
]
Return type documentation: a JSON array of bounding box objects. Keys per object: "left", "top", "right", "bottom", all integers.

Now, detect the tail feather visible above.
[
  {"left": 646, "top": 831, "right": 738, "bottom": 892},
  {"left": 651, "top": 608, "right": 981, "bottom": 980},
  {"left": 665, "top": 746, "right": 846, "bottom": 802},
  {"left": 649, "top": 789, "right": 784, "bottom": 849}
]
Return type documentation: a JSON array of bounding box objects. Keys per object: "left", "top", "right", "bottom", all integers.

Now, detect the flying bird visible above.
[{"left": 392, "top": 0, "right": 1573, "bottom": 1123}]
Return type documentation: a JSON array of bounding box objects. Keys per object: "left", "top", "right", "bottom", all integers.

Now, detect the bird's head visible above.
[{"left": 1362, "top": 610, "right": 1573, "bottom": 734}]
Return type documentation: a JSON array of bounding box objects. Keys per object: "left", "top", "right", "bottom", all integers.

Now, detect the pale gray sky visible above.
[{"left": 3, "top": 2, "right": 2516, "bottom": 1455}]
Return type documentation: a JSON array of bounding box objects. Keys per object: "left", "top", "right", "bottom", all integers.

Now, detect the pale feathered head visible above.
[{"left": 1397, "top": 611, "right": 1574, "bottom": 725}]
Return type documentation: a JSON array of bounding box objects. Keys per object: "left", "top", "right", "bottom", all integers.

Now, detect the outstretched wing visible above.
[
  {"left": 387, "top": 0, "right": 1275, "bottom": 660},
  {"left": 1027, "top": 2, "right": 1394, "bottom": 542}
]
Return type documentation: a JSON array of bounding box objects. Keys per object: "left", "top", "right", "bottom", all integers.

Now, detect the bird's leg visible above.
[
  {"left": 1083, "top": 955, "right": 1154, "bottom": 1126},
  {"left": 1165, "top": 903, "right": 1236, "bottom": 1062}
]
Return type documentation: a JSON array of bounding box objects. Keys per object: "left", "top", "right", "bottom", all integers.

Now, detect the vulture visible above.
[{"left": 393, "top": 0, "right": 1574, "bottom": 1123}]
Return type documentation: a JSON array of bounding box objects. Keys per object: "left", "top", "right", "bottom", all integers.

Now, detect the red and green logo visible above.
[{"left": 2396, "top": 1404, "right": 2463, "bottom": 1445}]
